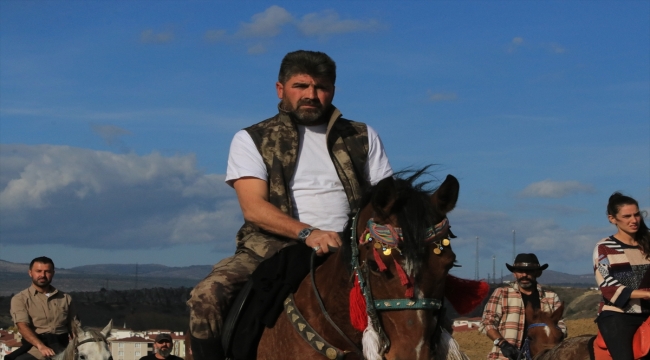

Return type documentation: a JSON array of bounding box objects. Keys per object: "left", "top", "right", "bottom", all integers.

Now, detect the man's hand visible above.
[
  {"left": 499, "top": 341, "right": 521, "bottom": 360},
  {"left": 36, "top": 344, "right": 56, "bottom": 358},
  {"left": 304, "top": 229, "right": 341, "bottom": 256}
]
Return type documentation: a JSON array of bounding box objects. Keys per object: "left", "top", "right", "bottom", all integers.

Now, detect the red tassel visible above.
[
  {"left": 444, "top": 274, "right": 490, "bottom": 315},
  {"left": 373, "top": 248, "right": 388, "bottom": 272},
  {"left": 394, "top": 259, "right": 409, "bottom": 286},
  {"left": 349, "top": 273, "right": 368, "bottom": 331},
  {"left": 405, "top": 285, "right": 414, "bottom": 298},
  {"left": 393, "top": 259, "right": 414, "bottom": 298}
]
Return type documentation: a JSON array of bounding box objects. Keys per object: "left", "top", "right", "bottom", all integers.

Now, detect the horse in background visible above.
[
  {"left": 520, "top": 302, "right": 565, "bottom": 359},
  {"left": 524, "top": 301, "right": 650, "bottom": 360},
  {"left": 256, "top": 170, "right": 473, "bottom": 360},
  {"left": 52, "top": 320, "right": 113, "bottom": 360}
]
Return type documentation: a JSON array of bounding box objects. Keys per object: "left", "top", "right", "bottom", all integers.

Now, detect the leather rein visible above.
[{"left": 287, "top": 210, "right": 449, "bottom": 359}]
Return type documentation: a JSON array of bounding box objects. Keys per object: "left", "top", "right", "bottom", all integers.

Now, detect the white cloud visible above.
[
  {"left": 547, "top": 42, "right": 566, "bottom": 54},
  {"left": 247, "top": 43, "right": 268, "bottom": 55},
  {"left": 91, "top": 124, "right": 132, "bottom": 148},
  {"left": 428, "top": 92, "right": 458, "bottom": 102},
  {"left": 519, "top": 179, "right": 595, "bottom": 198},
  {"left": 448, "top": 207, "right": 609, "bottom": 277},
  {"left": 296, "top": 10, "right": 382, "bottom": 37},
  {"left": 204, "top": 29, "right": 227, "bottom": 42},
  {"left": 0, "top": 144, "right": 240, "bottom": 250},
  {"left": 140, "top": 29, "right": 174, "bottom": 44},
  {"left": 507, "top": 36, "right": 525, "bottom": 53},
  {"left": 506, "top": 37, "right": 567, "bottom": 55},
  {"left": 203, "top": 6, "right": 383, "bottom": 47},
  {"left": 238, "top": 5, "right": 293, "bottom": 38}
]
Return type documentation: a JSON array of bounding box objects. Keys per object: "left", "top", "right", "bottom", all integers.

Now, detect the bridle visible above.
[
  {"left": 305, "top": 209, "right": 452, "bottom": 358},
  {"left": 518, "top": 322, "right": 562, "bottom": 360},
  {"left": 71, "top": 335, "right": 109, "bottom": 360}
]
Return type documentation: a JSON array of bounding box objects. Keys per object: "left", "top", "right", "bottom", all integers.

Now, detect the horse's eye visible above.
[{"left": 79, "top": 355, "right": 87, "bottom": 360}]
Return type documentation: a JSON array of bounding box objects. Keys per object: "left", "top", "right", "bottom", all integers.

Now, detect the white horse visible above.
[{"left": 52, "top": 320, "right": 113, "bottom": 360}]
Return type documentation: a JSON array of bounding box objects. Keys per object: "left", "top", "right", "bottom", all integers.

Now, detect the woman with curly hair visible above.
[{"left": 593, "top": 192, "right": 650, "bottom": 360}]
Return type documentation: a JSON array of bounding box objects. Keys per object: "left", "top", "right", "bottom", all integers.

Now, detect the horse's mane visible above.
[{"left": 340, "top": 167, "right": 443, "bottom": 277}]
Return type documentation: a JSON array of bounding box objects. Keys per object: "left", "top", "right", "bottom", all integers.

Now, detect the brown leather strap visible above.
[{"left": 284, "top": 294, "right": 348, "bottom": 360}]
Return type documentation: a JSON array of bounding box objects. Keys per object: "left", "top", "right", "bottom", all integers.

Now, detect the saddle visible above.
[
  {"left": 590, "top": 315, "right": 650, "bottom": 360},
  {"left": 221, "top": 243, "right": 322, "bottom": 360}
]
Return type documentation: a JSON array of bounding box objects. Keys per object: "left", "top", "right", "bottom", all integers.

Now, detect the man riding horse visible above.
[
  {"left": 479, "top": 253, "right": 567, "bottom": 360},
  {"left": 187, "top": 50, "right": 393, "bottom": 360}
]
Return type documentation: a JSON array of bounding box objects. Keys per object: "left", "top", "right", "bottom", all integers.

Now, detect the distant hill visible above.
[
  {"left": 0, "top": 257, "right": 603, "bottom": 332},
  {"left": 0, "top": 259, "right": 595, "bottom": 296},
  {"left": 491, "top": 269, "right": 595, "bottom": 287},
  {"left": 0, "top": 259, "right": 212, "bottom": 296}
]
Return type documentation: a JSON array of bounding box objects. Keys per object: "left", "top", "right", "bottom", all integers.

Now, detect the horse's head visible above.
[
  {"left": 349, "top": 171, "right": 459, "bottom": 359},
  {"left": 524, "top": 302, "right": 564, "bottom": 358},
  {"left": 60, "top": 320, "right": 113, "bottom": 360}
]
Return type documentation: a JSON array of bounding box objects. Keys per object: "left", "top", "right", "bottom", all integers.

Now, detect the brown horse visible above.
[
  {"left": 535, "top": 317, "right": 650, "bottom": 360},
  {"left": 257, "top": 171, "right": 467, "bottom": 360},
  {"left": 522, "top": 301, "right": 597, "bottom": 360},
  {"left": 521, "top": 302, "right": 568, "bottom": 359}
]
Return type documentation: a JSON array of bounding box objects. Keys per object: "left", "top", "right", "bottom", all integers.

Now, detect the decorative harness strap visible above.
[
  {"left": 349, "top": 213, "right": 449, "bottom": 355},
  {"left": 285, "top": 209, "right": 451, "bottom": 359},
  {"left": 283, "top": 294, "right": 348, "bottom": 360}
]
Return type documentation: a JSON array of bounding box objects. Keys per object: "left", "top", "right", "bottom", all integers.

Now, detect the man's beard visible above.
[
  {"left": 281, "top": 98, "right": 328, "bottom": 125},
  {"left": 32, "top": 277, "right": 51, "bottom": 287},
  {"left": 156, "top": 348, "right": 171, "bottom": 358},
  {"left": 517, "top": 276, "right": 536, "bottom": 290}
]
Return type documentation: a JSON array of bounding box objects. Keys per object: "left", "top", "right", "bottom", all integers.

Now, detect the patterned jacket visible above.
[
  {"left": 593, "top": 236, "right": 650, "bottom": 314},
  {"left": 235, "top": 105, "right": 370, "bottom": 260},
  {"left": 478, "top": 282, "right": 567, "bottom": 360}
]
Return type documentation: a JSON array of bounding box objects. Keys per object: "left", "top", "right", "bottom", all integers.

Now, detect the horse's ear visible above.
[
  {"left": 372, "top": 176, "right": 397, "bottom": 220},
  {"left": 72, "top": 317, "right": 83, "bottom": 337},
  {"left": 524, "top": 301, "right": 536, "bottom": 322},
  {"left": 431, "top": 175, "right": 459, "bottom": 214},
  {"left": 551, "top": 303, "right": 564, "bottom": 324},
  {"left": 101, "top": 319, "right": 113, "bottom": 338}
]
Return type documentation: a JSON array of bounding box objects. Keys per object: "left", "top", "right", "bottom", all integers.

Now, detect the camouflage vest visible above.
[{"left": 235, "top": 105, "right": 370, "bottom": 259}]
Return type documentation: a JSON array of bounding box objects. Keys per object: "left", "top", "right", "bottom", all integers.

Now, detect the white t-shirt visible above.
[{"left": 226, "top": 124, "right": 392, "bottom": 232}]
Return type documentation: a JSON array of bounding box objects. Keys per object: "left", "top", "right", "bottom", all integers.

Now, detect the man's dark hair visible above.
[
  {"left": 30, "top": 256, "right": 54, "bottom": 269},
  {"left": 278, "top": 50, "right": 336, "bottom": 85}
]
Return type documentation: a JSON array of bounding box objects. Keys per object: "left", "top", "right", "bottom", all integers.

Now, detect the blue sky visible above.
[{"left": 1, "top": 1, "right": 648, "bottom": 280}]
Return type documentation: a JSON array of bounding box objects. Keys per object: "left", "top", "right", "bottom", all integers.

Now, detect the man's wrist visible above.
[
  {"left": 297, "top": 227, "right": 318, "bottom": 242},
  {"left": 493, "top": 337, "right": 504, "bottom": 346}
]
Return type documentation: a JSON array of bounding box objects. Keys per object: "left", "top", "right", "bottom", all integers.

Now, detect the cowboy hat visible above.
[{"left": 506, "top": 253, "right": 548, "bottom": 272}]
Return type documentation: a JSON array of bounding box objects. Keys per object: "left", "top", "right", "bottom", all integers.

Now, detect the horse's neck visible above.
[
  {"left": 293, "top": 251, "right": 356, "bottom": 332},
  {"left": 52, "top": 342, "right": 76, "bottom": 360}
]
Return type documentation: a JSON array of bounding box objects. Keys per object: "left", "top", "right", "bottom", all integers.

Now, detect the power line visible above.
[
  {"left": 512, "top": 230, "right": 517, "bottom": 261},
  {"left": 475, "top": 236, "right": 479, "bottom": 280}
]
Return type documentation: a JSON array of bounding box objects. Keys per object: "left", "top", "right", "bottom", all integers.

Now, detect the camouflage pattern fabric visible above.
[
  {"left": 187, "top": 249, "right": 263, "bottom": 340},
  {"left": 188, "top": 105, "right": 370, "bottom": 341}
]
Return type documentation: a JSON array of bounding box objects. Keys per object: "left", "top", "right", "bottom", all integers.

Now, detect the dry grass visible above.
[{"left": 453, "top": 318, "right": 598, "bottom": 359}]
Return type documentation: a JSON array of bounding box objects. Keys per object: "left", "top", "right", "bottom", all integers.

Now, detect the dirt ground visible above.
[{"left": 453, "top": 318, "right": 598, "bottom": 359}]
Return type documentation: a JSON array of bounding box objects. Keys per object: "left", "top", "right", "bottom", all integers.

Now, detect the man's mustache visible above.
[{"left": 297, "top": 99, "right": 322, "bottom": 108}]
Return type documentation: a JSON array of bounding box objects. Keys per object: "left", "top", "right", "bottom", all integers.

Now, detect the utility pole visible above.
[
  {"left": 475, "top": 236, "right": 479, "bottom": 280},
  {"left": 492, "top": 255, "right": 496, "bottom": 285},
  {"left": 512, "top": 229, "right": 516, "bottom": 261},
  {"left": 135, "top": 263, "right": 139, "bottom": 290}
]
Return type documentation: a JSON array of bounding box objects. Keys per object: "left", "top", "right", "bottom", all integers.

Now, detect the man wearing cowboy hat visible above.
[{"left": 478, "top": 253, "right": 567, "bottom": 360}]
